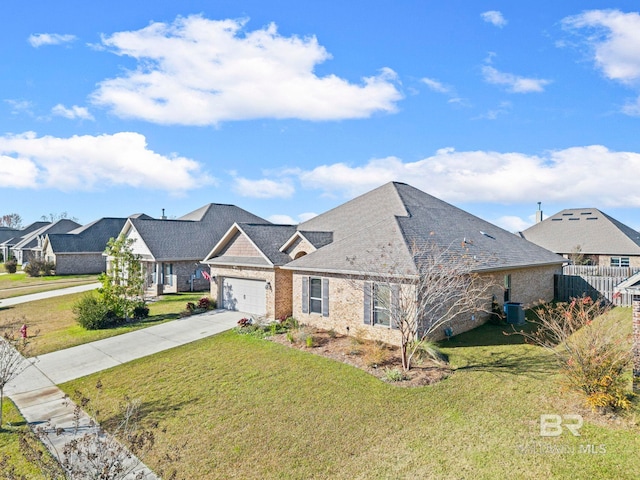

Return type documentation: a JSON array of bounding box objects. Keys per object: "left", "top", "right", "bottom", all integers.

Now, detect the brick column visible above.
[{"left": 633, "top": 295, "right": 640, "bottom": 392}]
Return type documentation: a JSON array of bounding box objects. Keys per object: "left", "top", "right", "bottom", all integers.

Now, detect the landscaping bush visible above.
[
  {"left": 5, "top": 260, "right": 17, "bottom": 274},
  {"left": 24, "top": 259, "right": 55, "bottom": 277},
  {"left": 362, "top": 341, "right": 391, "bottom": 368},
  {"left": 133, "top": 304, "right": 150, "bottom": 320},
  {"left": 197, "top": 297, "right": 216, "bottom": 310},
  {"left": 73, "top": 293, "right": 120, "bottom": 330}
]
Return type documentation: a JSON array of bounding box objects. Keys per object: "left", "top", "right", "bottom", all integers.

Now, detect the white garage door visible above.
[{"left": 222, "top": 277, "right": 266, "bottom": 315}]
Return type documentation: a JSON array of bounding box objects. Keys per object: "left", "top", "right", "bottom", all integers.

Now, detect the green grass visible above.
[
  {"left": 0, "top": 292, "right": 209, "bottom": 356},
  {"left": 0, "top": 273, "right": 100, "bottom": 300},
  {"left": 55, "top": 309, "right": 639, "bottom": 479},
  {"left": 0, "top": 399, "right": 48, "bottom": 479}
]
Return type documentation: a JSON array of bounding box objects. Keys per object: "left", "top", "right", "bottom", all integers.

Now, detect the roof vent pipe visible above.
[
  {"left": 161, "top": 208, "right": 167, "bottom": 220},
  {"left": 535, "top": 202, "right": 543, "bottom": 224}
]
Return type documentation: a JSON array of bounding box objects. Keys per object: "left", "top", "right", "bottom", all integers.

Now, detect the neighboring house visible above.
[
  {"left": 0, "top": 227, "right": 20, "bottom": 260},
  {"left": 204, "top": 182, "right": 565, "bottom": 343},
  {"left": 0, "top": 221, "right": 50, "bottom": 262},
  {"left": 41, "top": 217, "right": 133, "bottom": 274},
  {"left": 519, "top": 208, "right": 640, "bottom": 267},
  {"left": 118, "top": 204, "right": 269, "bottom": 296},
  {"left": 10, "top": 220, "right": 81, "bottom": 265}
]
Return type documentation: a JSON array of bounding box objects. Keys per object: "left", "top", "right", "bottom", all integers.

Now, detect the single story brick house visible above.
[
  {"left": 519, "top": 208, "right": 640, "bottom": 267},
  {"left": 41, "top": 217, "right": 132, "bottom": 274},
  {"left": 117, "top": 204, "right": 269, "bottom": 296},
  {"left": 0, "top": 221, "right": 50, "bottom": 263},
  {"left": 12, "top": 219, "right": 81, "bottom": 266},
  {"left": 204, "top": 182, "right": 565, "bottom": 343}
]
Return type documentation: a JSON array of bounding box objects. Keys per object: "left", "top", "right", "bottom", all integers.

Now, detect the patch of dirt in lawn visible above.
[{"left": 269, "top": 328, "right": 451, "bottom": 387}]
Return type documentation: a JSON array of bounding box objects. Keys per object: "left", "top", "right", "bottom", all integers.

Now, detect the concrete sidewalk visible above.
[
  {"left": 0, "top": 282, "right": 101, "bottom": 307},
  {"left": 6, "top": 308, "right": 245, "bottom": 479}
]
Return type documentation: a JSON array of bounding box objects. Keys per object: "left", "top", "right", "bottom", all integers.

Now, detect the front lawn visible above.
[
  {"left": 0, "top": 292, "right": 208, "bottom": 356},
  {"left": 57, "top": 313, "right": 639, "bottom": 479},
  {"left": 0, "top": 274, "right": 100, "bottom": 300}
]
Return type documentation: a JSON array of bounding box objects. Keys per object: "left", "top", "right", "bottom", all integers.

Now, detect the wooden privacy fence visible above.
[{"left": 555, "top": 266, "right": 640, "bottom": 306}]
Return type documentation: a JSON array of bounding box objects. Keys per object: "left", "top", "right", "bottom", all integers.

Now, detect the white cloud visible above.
[
  {"left": 562, "top": 9, "right": 640, "bottom": 84},
  {"left": 268, "top": 211, "right": 318, "bottom": 224},
  {"left": 482, "top": 66, "right": 551, "bottom": 93},
  {"left": 232, "top": 177, "right": 295, "bottom": 199},
  {"left": 481, "top": 11, "right": 507, "bottom": 28},
  {"left": 51, "top": 104, "right": 94, "bottom": 120},
  {"left": 0, "top": 156, "right": 39, "bottom": 188},
  {"left": 268, "top": 214, "right": 297, "bottom": 224},
  {"left": 421, "top": 77, "right": 451, "bottom": 94},
  {"left": 494, "top": 215, "right": 533, "bottom": 232},
  {"left": 0, "top": 131, "right": 213, "bottom": 192},
  {"left": 295, "top": 145, "right": 640, "bottom": 207},
  {"left": 91, "top": 15, "right": 402, "bottom": 125},
  {"left": 5, "top": 99, "right": 34, "bottom": 115},
  {"left": 28, "top": 33, "right": 76, "bottom": 48}
]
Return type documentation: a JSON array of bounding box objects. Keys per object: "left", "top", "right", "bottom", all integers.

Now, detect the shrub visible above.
[
  {"left": 411, "top": 341, "right": 448, "bottom": 366},
  {"left": 186, "top": 302, "right": 197, "bottom": 312},
  {"left": 237, "top": 317, "right": 252, "bottom": 328},
  {"left": 198, "top": 297, "right": 213, "bottom": 310},
  {"left": 305, "top": 335, "right": 315, "bottom": 348},
  {"left": 383, "top": 367, "right": 407, "bottom": 382},
  {"left": 5, "top": 260, "right": 17, "bottom": 274},
  {"left": 519, "top": 296, "right": 634, "bottom": 412},
  {"left": 133, "top": 304, "right": 150, "bottom": 320},
  {"left": 362, "top": 341, "right": 391, "bottom": 368},
  {"left": 286, "top": 331, "right": 295, "bottom": 343},
  {"left": 73, "top": 294, "right": 120, "bottom": 330},
  {"left": 24, "top": 259, "right": 55, "bottom": 277}
]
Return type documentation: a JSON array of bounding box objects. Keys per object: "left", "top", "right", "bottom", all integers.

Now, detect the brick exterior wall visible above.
[
  {"left": 209, "top": 265, "right": 292, "bottom": 319},
  {"left": 633, "top": 296, "right": 640, "bottom": 391},
  {"left": 290, "top": 263, "right": 561, "bottom": 346},
  {"left": 54, "top": 253, "right": 107, "bottom": 275}
]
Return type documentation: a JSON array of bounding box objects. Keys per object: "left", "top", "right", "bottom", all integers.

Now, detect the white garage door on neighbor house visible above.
[{"left": 222, "top": 277, "right": 266, "bottom": 315}]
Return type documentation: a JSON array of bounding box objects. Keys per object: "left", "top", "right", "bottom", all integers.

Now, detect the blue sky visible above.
[{"left": 2, "top": 1, "right": 640, "bottom": 232}]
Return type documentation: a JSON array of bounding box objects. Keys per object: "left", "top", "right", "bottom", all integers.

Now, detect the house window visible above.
[
  {"left": 309, "top": 278, "right": 322, "bottom": 314},
  {"left": 611, "top": 257, "right": 630, "bottom": 268},
  {"left": 302, "top": 277, "right": 329, "bottom": 316},
  {"left": 503, "top": 274, "right": 511, "bottom": 302},
  {"left": 373, "top": 284, "right": 391, "bottom": 326}
]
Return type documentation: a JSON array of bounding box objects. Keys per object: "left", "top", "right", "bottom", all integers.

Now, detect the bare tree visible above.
[
  {"left": 0, "top": 213, "right": 23, "bottom": 229},
  {"left": 0, "top": 330, "right": 29, "bottom": 429},
  {"left": 348, "top": 241, "right": 495, "bottom": 371},
  {"left": 40, "top": 212, "right": 79, "bottom": 223}
]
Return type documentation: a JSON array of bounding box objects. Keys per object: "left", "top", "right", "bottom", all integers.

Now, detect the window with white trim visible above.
[
  {"left": 611, "top": 257, "right": 630, "bottom": 267},
  {"left": 309, "top": 278, "right": 322, "bottom": 314}
]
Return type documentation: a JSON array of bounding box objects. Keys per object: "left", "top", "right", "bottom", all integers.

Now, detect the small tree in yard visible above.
[
  {"left": 516, "top": 296, "right": 634, "bottom": 412},
  {"left": 0, "top": 329, "right": 30, "bottom": 429},
  {"left": 348, "top": 241, "right": 495, "bottom": 372},
  {"left": 100, "top": 236, "right": 145, "bottom": 320}
]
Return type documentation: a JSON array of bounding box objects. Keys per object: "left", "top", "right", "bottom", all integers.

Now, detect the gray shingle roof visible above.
[
  {"left": 46, "top": 218, "right": 128, "bottom": 253},
  {"left": 285, "top": 182, "right": 564, "bottom": 274},
  {"left": 1, "top": 222, "right": 50, "bottom": 247},
  {"left": 13, "top": 219, "right": 81, "bottom": 251},
  {"left": 236, "top": 224, "right": 298, "bottom": 265},
  {"left": 520, "top": 208, "right": 640, "bottom": 255},
  {"left": 0, "top": 227, "right": 20, "bottom": 243},
  {"left": 129, "top": 204, "right": 269, "bottom": 261}
]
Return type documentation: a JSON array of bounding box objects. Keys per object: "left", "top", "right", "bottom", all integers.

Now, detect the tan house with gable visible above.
[{"left": 205, "top": 182, "right": 565, "bottom": 343}]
